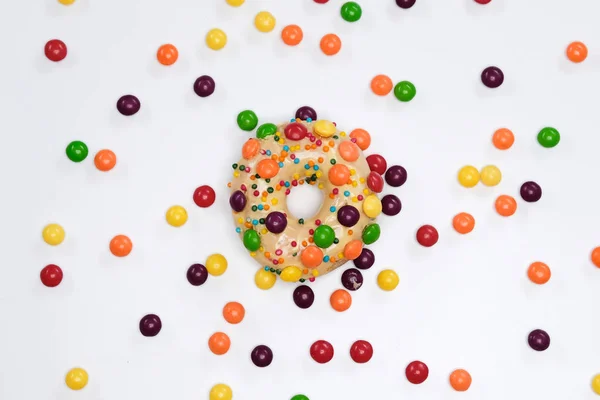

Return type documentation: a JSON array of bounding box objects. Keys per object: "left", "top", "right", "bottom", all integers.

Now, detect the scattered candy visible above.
[
  {"left": 310, "top": 340, "right": 334, "bottom": 363},
  {"left": 314, "top": 0, "right": 329, "bottom": 3},
  {"left": 208, "top": 332, "right": 231, "bottom": 355},
  {"left": 520, "top": 181, "right": 542, "bottom": 202},
  {"left": 377, "top": 269, "right": 399, "bottom": 291},
  {"left": 416, "top": 225, "right": 438, "bottom": 247},
  {"left": 109, "top": 234, "right": 133, "bottom": 257},
  {"left": 362, "top": 195, "right": 382, "bottom": 218},
  {"left": 537, "top": 127, "right": 560, "bottom": 148},
  {"left": 225, "top": 0, "right": 244, "bottom": 6},
  {"left": 209, "top": 384, "right": 232, "bottom": 400},
  {"left": 591, "top": 247, "right": 600, "bottom": 268},
  {"left": 187, "top": 263, "right": 208, "bottom": 286},
  {"left": 223, "top": 301, "right": 245, "bottom": 324},
  {"left": 354, "top": 248, "right": 375, "bottom": 270},
  {"left": 366, "top": 154, "right": 387, "bottom": 175},
  {"left": 381, "top": 194, "right": 402, "bottom": 216},
  {"left": 237, "top": 110, "right": 258, "bottom": 131},
  {"left": 94, "top": 149, "right": 117, "bottom": 171},
  {"left": 229, "top": 190, "right": 247, "bottom": 212},
  {"left": 349, "top": 128, "right": 371, "bottom": 150},
  {"left": 206, "top": 28, "right": 227, "bottom": 50},
  {"left": 340, "top": 2, "right": 362, "bottom": 22},
  {"left": 385, "top": 165, "right": 407, "bottom": 187},
  {"left": 295, "top": 106, "right": 317, "bottom": 121},
  {"left": 341, "top": 268, "right": 363, "bottom": 291},
  {"left": 254, "top": 11, "right": 276, "bottom": 33},
  {"left": 452, "top": 212, "right": 475, "bottom": 234},
  {"left": 291, "top": 395, "right": 310, "bottom": 400},
  {"left": 206, "top": 253, "right": 228, "bottom": 276},
  {"left": 66, "top": 140, "right": 89, "bottom": 162},
  {"left": 65, "top": 367, "right": 88, "bottom": 390},
  {"left": 527, "top": 261, "right": 551, "bottom": 284},
  {"left": 406, "top": 360, "right": 429, "bottom": 384},
  {"left": 371, "top": 74, "right": 393, "bottom": 96},
  {"left": 58, "top": 0, "right": 76, "bottom": 5},
  {"left": 251, "top": 345, "right": 273, "bottom": 367},
  {"left": 281, "top": 24, "right": 303, "bottom": 46},
  {"left": 457, "top": 165, "right": 480, "bottom": 188},
  {"left": 330, "top": 289, "right": 352, "bottom": 311},
  {"left": 193, "top": 185, "right": 216, "bottom": 208},
  {"left": 320, "top": 33, "right": 342, "bottom": 56},
  {"left": 255, "top": 268, "right": 276, "bottom": 289},
  {"left": 481, "top": 66, "right": 504, "bottom": 88},
  {"left": 396, "top": 0, "right": 416, "bottom": 7},
  {"left": 492, "top": 128, "right": 514, "bottom": 150},
  {"left": 45, "top": 39, "right": 67, "bottom": 62},
  {"left": 350, "top": 340, "right": 373, "bottom": 363},
  {"left": 293, "top": 285, "right": 315, "bottom": 309},
  {"left": 394, "top": 81, "right": 416, "bottom": 102},
  {"left": 566, "top": 41, "right": 588, "bottom": 63},
  {"left": 165, "top": 205, "right": 188, "bottom": 227},
  {"left": 449, "top": 369, "right": 472, "bottom": 391},
  {"left": 362, "top": 223, "right": 381, "bottom": 244},
  {"left": 42, "top": 223, "right": 65, "bottom": 246},
  {"left": 480, "top": 165, "right": 502, "bottom": 187},
  {"left": 592, "top": 374, "right": 600, "bottom": 395},
  {"left": 156, "top": 43, "right": 178, "bottom": 66},
  {"left": 116, "top": 94, "right": 141, "bottom": 116},
  {"left": 528, "top": 329, "right": 550, "bottom": 351},
  {"left": 194, "top": 75, "right": 215, "bottom": 97},
  {"left": 40, "top": 264, "right": 63, "bottom": 287},
  {"left": 474, "top": 0, "right": 492, "bottom": 3},
  {"left": 495, "top": 195, "right": 517, "bottom": 217},
  {"left": 139, "top": 314, "right": 162, "bottom": 337}
]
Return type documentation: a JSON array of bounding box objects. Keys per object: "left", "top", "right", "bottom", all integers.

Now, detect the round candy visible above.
[
  {"left": 223, "top": 301, "right": 245, "bottom": 324},
  {"left": 293, "top": 285, "right": 315, "bottom": 309},
  {"left": 394, "top": 81, "right": 416, "bottom": 102},
  {"left": 251, "top": 345, "right": 273, "bottom": 367},
  {"left": 592, "top": 374, "right": 600, "bottom": 395},
  {"left": 314, "top": 119, "right": 336, "bottom": 138},
  {"left": 257, "top": 123, "right": 278, "bottom": 139},
  {"left": 94, "top": 149, "right": 117, "bottom": 171},
  {"left": 449, "top": 369, "right": 472, "bottom": 391},
  {"left": 310, "top": 340, "right": 334, "bottom": 363},
  {"left": 295, "top": 106, "right": 317, "bottom": 121},
  {"left": 528, "top": 329, "right": 550, "bottom": 351},
  {"left": 66, "top": 140, "right": 88, "bottom": 162},
  {"left": 381, "top": 194, "right": 402, "bottom": 216},
  {"left": 406, "top": 360, "right": 429, "bottom": 384},
  {"left": 474, "top": 0, "right": 491, "bottom": 3},
  {"left": 265, "top": 211, "right": 287, "bottom": 234},
  {"left": 385, "top": 165, "right": 407, "bottom": 187},
  {"left": 362, "top": 195, "right": 382, "bottom": 218},
  {"left": 313, "top": 225, "right": 335, "bottom": 248},
  {"left": 284, "top": 122, "right": 308, "bottom": 141},
  {"left": 206, "top": 28, "right": 227, "bottom": 50},
  {"left": 537, "top": 127, "right": 560, "bottom": 148},
  {"left": 366, "top": 154, "right": 387, "bottom": 175},
  {"left": 42, "top": 223, "right": 65, "bottom": 246},
  {"left": 166, "top": 205, "right": 188, "bottom": 227},
  {"left": 116, "top": 94, "right": 140, "bottom": 116},
  {"left": 314, "top": 0, "right": 329, "bottom": 2},
  {"left": 528, "top": 261, "right": 551, "bottom": 284},
  {"left": 480, "top": 165, "right": 502, "bottom": 186},
  {"left": 341, "top": 268, "right": 363, "bottom": 291},
  {"left": 254, "top": 11, "right": 276, "bottom": 32},
  {"left": 330, "top": 289, "right": 352, "bottom": 311},
  {"left": 328, "top": 164, "right": 350, "bottom": 186},
  {"left": 492, "top": 128, "right": 514, "bottom": 150},
  {"left": 416, "top": 225, "right": 438, "bottom": 247},
  {"left": 243, "top": 229, "right": 261, "bottom": 251},
  {"left": 350, "top": 340, "right": 373, "bottom": 363},
  {"left": 337, "top": 205, "right": 360, "bottom": 227},
  {"left": 291, "top": 395, "right": 310, "bottom": 400},
  {"left": 339, "top": 141, "right": 360, "bottom": 162},
  {"left": 242, "top": 139, "right": 260, "bottom": 162},
  {"left": 591, "top": 247, "right": 600, "bottom": 268},
  {"left": 340, "top": 1, "right": 362, "bottom": 22},
  {"left": 481, "top": 66, "right": 504, "bottom": 88},
  {"left": 109, "top": 234, "right": 133, "bottom": 257},
  {"left": 349, "top": 128, "right": 371, "bottom": 150},
  {"left": 206, "top": 253, "right": 228, "bottom": 276},
  {"left": 281, "top": 24, "right": 303, "bottom": 46},
  {"left": 255, "top": 268, "right": 276, "bottom": 289},
  {"left": 226, "top": 0, "right": 244, "bottom": 6},
  {"left": 567, "top": 41, "right": 588, "bottom": 63},
  {"left": 45, "top": 39, "right": 67, "bottom": 62},
  {"left": 520, "top": 181, "right": 542, "bottom": 202},
  {"left": 193, "top": 185, "right": 216, "bottom": 208},
  {"left": 377, "top": 269, "right": 399, "bottom": 291},
  {"left": 139, "top": 314, "right": 162, "bottom": 337},
  {"left": 187, "top": 263, "right": 208, "bottom": 286},
  {"left": 495, "top": 195, "right": 517, "bottom": 217},
  {"left": 40, "top": 264, "right": 63, "bottom": 287},
  {"left": 301, "top": 246, "right": 323, "bottom": 269},
  {"left": 344, "top": 240, "right": 362, "bottom": 260},
  {"left": 237, "top": 110, "right": 258, "bottom": 131},
  {"left": 354, "top": 248, "right": 375, "bottom": 270},
  {"left": 208, "top": 332, "right": 231, "bottom": 355},
  {"left": 396, "top": 0, "right": 416, "bottom": 8},
  {"left": 65, "top": 367, "right": 88, "bottom": 390},
  {"left": 362, "top": 223, "right": 380, "bottom": 244},
  {"left": 320, "top": 33, "right": 342, "bottom": 56},
  {"left": 371, "top": 74, "right": 393, "bottom": 96},
  {"left": 194, "top": 75, "right": 215, "bottom": 97},
  {"left": 229, "top": 190, "right": 247, "bottom": 212},
  {"left": 58, "top": 0, "right": 76, "bottom": 5},
  {"left": 452, "top": 212, "right": 475, "bottom": 234},
  {"left": 458, "top": 165, "right": 480, "bottom": 188},
  {"left": 209, "top": 384, "right": 232, "bottom": 400},
  {"left": 156, "top": 43, "right": 178, "bottom": 66},
  {"left": 367, "top": 171, "right": 384, "bottom": 193}
]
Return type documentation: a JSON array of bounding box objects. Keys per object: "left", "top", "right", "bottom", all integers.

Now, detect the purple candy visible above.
[
  {"left": 265, "top": 211, "right": 287, "bottom": 234},
  {"left": 382, "top": 194, "right": 402, "bottom": 216},
  {"left": 385, "top": 165, "right": 407, "bottom": 187},
  {"left": 396, "top": 0, "right": 416, "bottom": 8},
  {"left": 520, "top": 181, "right": 542, "bottom": 203},
  {"left": 528, "top": 329, "right": 550, "bottom": 351},
  {"left": 187, "top": 263, "right": 208, "bottom": 286},
  {"left": 295, "top": 106, "right": 317, "bottom": 121},
  {"left": 194, "top": 75, "right": 215, "bottom": 97},
  {"left": 354, "top": 248, "right": 374, "bottom": 270},
  {"left": 341, "top": 268, "right": 363, "bottom": 291},
  {"left": 229, "top": 190, "right": 247, "bottom": 212},
  {"left": 116, "top": 94, "right": 141, "bottom": 116},
  {"left": 139, "top": 314, "right": 162, "bottom": 337},
  {"left": 293, "top": 285, "right": 315, "bottom": 309},
  {"left": 481, "top": 66, "right": 504, "bottom": 88},
  {"left": 337, "top": 205, "right": 360, "bottom": 227},
  {"left": 251, "top": 345, "right": 273, "bottom": 367}
]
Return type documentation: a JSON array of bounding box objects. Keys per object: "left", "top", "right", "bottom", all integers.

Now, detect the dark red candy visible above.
[
  {"left": 117, "top": 95, "right": 141, "bottom": 116},
  {"left": 45, "top": 39, "right": 67, "bottom": 62},
  {"left": 251, "top": 345, "right": 273, "bottom": 367},
  {"left": 396, "top": 0, "right": 416, "bottom": 8},
  {"left": 366, "top": 154, "right": 387, "bottom": 175},
  {"left": 528, "top": 329, "right": 550, "bottom": 351},
  {"left": 406, "top": 360, "right": 429, "bottom": 384},
  {"left": 229, "top": 190, "right": 247, "bottom": 212},
  {"left": 382, "top": 194, "right": 402, "bottom": 216},
  {"left": 520, "top": 181, "right": 542, "bottom": 203},
  {"left": 367, "top": 171, "right": 384, "bottom": 193},
  {"left": 416, "top": 225, "right": 438, "bottom": 247},
  {"left": 341, "top": 268, "right": 363, "bottom": 291},
  {"left": 284, "top": 122, "right": 308, "bottom": 141},
  {"left": 310, "top": 340, "right": 334, "bottom": 364},
  {"left": 139, "top": 314, "right": 162, "bottom": 337},
  {"left": 350, "top": 340, "right": 373, "bottom": 363},
  {"left": 295, "top": 106, "right": 317, "bottom": 121},
  {"left": 187, "top": 263, "right": 208, "bottom": 286},
  {"left": 193, "top": 185, "right": 216, "bottom": 208},
  {"left": 194, "top": 75, "right": 215, "bottom": 97},
  {"left": 293, "top": 285, "right": 314, "bottom": 309},
  {"left": 40, "top": 264, "right": 63, "bottom": 287},
  {"left": 353, "top": 248, "right": 374, "bottom": 270},
  {"left": 337, "top": 205, "right": 360, "bottom": 227},
  {"left": 481, "top": 66, "right": 504, "bottom": 88},
  {"left": 385, "top": 165, "right": 407, "bottom": 187},
  {"left": 265, "top": 211, "right": 287, "bottom": 234}
]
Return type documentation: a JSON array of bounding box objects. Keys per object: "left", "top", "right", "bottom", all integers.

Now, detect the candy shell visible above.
[
  {"left": 206, "top": 253, "right": 228, "bottom": 276},
  {"left": 281, "top": 266, "right": 302, "bottom": 282},
  {"left": 255, "top": 268, "right": 276, "bottom": 289}
]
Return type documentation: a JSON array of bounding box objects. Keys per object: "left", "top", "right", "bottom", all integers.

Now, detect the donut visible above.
[{"left": 228, "top": 109, "right": 383, "bottom": 283}]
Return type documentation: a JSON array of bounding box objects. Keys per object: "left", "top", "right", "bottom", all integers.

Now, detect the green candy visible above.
[
  {"left": 291, "top": 395, "right": 310, "bottom": 400},
  {"left": 313, "top": 225, "right": 335, "bottom": 248},
  {"left": 537, "top": 127, "right": 560, "bottom": 148},
  {"left": 65, "top": 140, "right": 88, "bottom": 162},
  {"left": 340, "top": 1, "right": 362, "bottom": 22},
  {"left": 362, "top": 223, "right": 381, "bottom": 245},
  {"left": 394, "top": 81, "right": 416, "bottom": 102},
  {"left": 243, "top": 229, "right": 261, "bottom": 251},
  {"left": 237, "top": 110, "right": 258, "bottom": 131},
  {"left": 256, "top": 123, "right": 278, "bottom": 139}
]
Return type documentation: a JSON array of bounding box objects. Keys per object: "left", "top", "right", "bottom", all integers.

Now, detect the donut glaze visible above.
[{"left": 229, "top": 119, "right": 381, "bottom": 283}]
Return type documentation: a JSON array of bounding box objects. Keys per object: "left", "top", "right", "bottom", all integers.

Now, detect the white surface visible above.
[{"left": 1, "top": 0, "right": 600, "bottom": 399}]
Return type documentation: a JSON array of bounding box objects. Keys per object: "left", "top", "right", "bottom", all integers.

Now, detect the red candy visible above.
[
  {"left": 310, "top": 340, "right": 334, "bottom": 364},
  {"left": 40, "top": 264, "right": 63, "bottom": 287},
  {"left": 406, "top": 360, "right": 429, "bottom": 384},
  {"left": 366, "top": 154, "right": 387, "bottom": 175},
  {"left": 314, "top": 0, "right": 329, "bottom": 2},
  {"left": 349, "top": 340, "right": 373, "bottom": 363},
  {"left": 284, "top": 122, "right": 308, "bottom": 141},
  {"left": 416, "top": 225, "right": 438, "bottom": 247},
  {"left": 367, "top": 171, "right": 384, "bottom": 193},
  {"left": 193, "top": 185, "right": 216, "bottom": 208},
  {"left": 45, "top": 39, "right": 67, "bottom": 62},
  {"left": 474, "top": 0, "right": 492, "bottom": 3}
]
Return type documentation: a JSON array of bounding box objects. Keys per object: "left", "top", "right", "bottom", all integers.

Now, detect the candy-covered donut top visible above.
[{"left": 228, "top": 115, "right": 383, "bottom": 283}]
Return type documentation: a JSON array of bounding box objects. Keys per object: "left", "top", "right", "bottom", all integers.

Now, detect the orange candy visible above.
[
  {"left": 256, "top": 159, "right": 279, "bottom": 179},
  {"left": 281, "top": 24, "right": 303, "bottom": 46},
  {"left": 157, "top": 44, "right": 179, "bottom": 66},
  {"left": 492, "top": 128, "right": 514, "bottom": 150},
  {"left": 109, "top": 234, "right": 132, "bottom": 257},
  {"left": 94, "top": 149, "right": 117, "bottom": 171},
  {"left": 452, "top": 212, "right": 475, "bottom": 234},
  {"left": 527, "top": 262, "right": 551, "bottom": 284},
  {"left": 301, "top": 245, "right": 323, "bottom": 268},
  {"left": 349, "top": 129, "right": 371, "bottom": 151},
  {"left": 328, "top": 164, "right": 350, "bottom": 186},
  {"left": 222, "top": 302, "right": 245, "bottom": 324},
  {"left": 330, "top": 289, "right": 352, "bottom": 312},
  {"left": 208, "top": 332, "right": 231, "bottom": 355},
  {"left": 370, "top": 74, "right": 393, "bottom": 96},
  {"left": 566, "top": 41, "right": 588, "bottom": 63},
  {"left": 449, "top": 369, "right": 472, "bottom": 391},
  {"left": 495, "top": 195, "right": 517, "bottom": 217},
  {"left": 320, "top": 33, "right": 341, "bottom": 56},
  {"left": 591, "top": 247, "right": 600, "bottom": 268},
  {"left": 338, "top": 141, "right": 359, "bottom": 162},
  {"left": 242, "top": 138, "right": 260, "bottom": 160},
  {"left": 343, "top": 240, "right": 362, "bottom": 260}
]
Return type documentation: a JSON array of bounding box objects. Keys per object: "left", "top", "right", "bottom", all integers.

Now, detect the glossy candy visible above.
[
  {"left": 313, "top": 225, "right": 335, "bottom": 248},
  {"left": 396, "top": 0, "right": 416, "bottom": 7},
  {"left": 458, "top": 165, "right": 480, "bottom": 188},
  {"left": 449, "top": 369, "right": 472, "bottom": 391},
  {"left": 295, "top": 106, "right": 317, "bottom": 121},
  {"left": 242, "top": 139, "right": 260, "bottom": 161},
  {"left": 116, "top": 95, "right": 140, "bottom": 116},
  {"left": 256, "top": 159, "right": 280, "bottom": 179},
  {"left": 344, "top": 240, "right": 362, "bottom": 260},
  {"left": 480, "top": 165, "right": 502, "bottom": 186},
  {"left": 255, "top": 268, "right": 276, "bottom": 289},
  {"left": 206, "top": 28, "right": 227, "bottom": 50},
  {"left": 481, "top": 66, "right": 504, "bottom": 88},
  {"left": 281, "top": 24, "right": 303, "bottom": 46},
  {"left": 520, "top": 181, "right": 542, "bottom": 202},
  {"left": 251, "top": 345, "right": 273, "bottom": 367},
  {"left": 42, "top": 223, "right": 65, "bottom": 246},
  {"left": 243, "top": 229, "right": 261, "bottom": 251},
  {"left": 237, "top": 110, "right": 258, "bottom": 131},
  {"left": 265, "top": 211, "right": 287, "bottom": 233},
  {"left": 40, "top": 264, "right": 63, "bottom": 287},
  {"left": 187, "top": 263, "right": 208, "bottom": 286},
  {"left": 341, "top": 268, "right": 363, "bottom": 291},
  {"left": 226, "top": 0, "right": 244, "bottom": 6},
  {"left": 223, "top": 301, "right": 245, "bottom": 324},
  {"left": 208, "top": 332, "right": 231, "bottom": 355},
  {"left": 206, "top": 253, "right": 228, "bottom": 276},
  {"left": 528, "top": 262, "right": 551, "bottom": 284},
  {"left": 166, "top": 205, "right": 188, "bottom": 227},
  {"left": 340, "top": 2, "right": 362, "bottom": 22},
  {"left": 416, "top": 225, "right": 438, "bottom": 247},
  {"left": 371, "top": 74, "right": 393, "bottom": 96},
  {"left": 254, "top": 11, "right": 276, "bottom": 33},
  {"left": 314, "top": 0, "right": 329, "bottom": 2},
  {"left": 591, "top": 247, "right": 600, "bottom": 268},
  {"left": 349, "top": 128, "right": 371, "bottom": 150},
  {"left": 381, "top": 194, "right": 401, "bottom": 216},
  {"left": 394, "top": 81, "right": 416, "bottom": 102},
  {"left": 291, "top": 395, "right": 310, "bottom": 400},
  {"left": 362, "top": 195, "right": 382, "bottom": 218},
  {"left": 193, "top": 185, "right": 216, "bottom": 208},
  {"left": 229, "top": 190, "right": 247, "bottom": 212},
  {"left": 301, "top": 246, "right": 323, "bottom": 268},
  {"left": 58, "top": 0, "right": 76, "bottom": 5},
  {"left": 495, "top": 195, "right": 517, "bottom": 217},
  {"left": 452, "top": 213, "right": 475, "bottom": 234},
  {"left": 366, "top": 154, "right": 387, "bottom": 175},
  {"left": 367, "top": 171, "right": 384, "bottom": 193},
  {"left": 362, "top": 223, "right": 380, "bottom": 244},
  {"left": 66, "top": 141, "right": 88, "bottom": 162},
  {"left": 257, "top": 123, "right": 278, "bottom": 139},
  {"left": 528, "top": 329, "right": 550, "bottom": 351},
  {"left": 377, "top": 269, "right": 399, "bottom": 291},
  {"left": 337, "top": 205, "right": 360, "bottom": 227},
  {"left": 492, "top": 128, "right": 514, "bottom": 150},
  {"left": 293, "top": 285, "right": 315, "bottom": 309},
  {"left": 537, "top": 127, "right": 560, "bottom": 148},
  {"left": 330, "top": 289, "right": 352, "bottom": 311},
  {"left": 45, "top": 39, "right": 67, "bottom": 62},
  {"left": 350, "top": 340, "right": 373, "bottom": 363},
  {"left": 310, "top": 340, "right": 334, "bottom": 363},
  {"left": 94, "top": 149, "right": 116, "bottom": 171},
  {"left": 139, "top": 314, "right": 162, "bottom": 337},
  {"left": 194, "top": 75, "right": 215, "bottom": 97},
  {"left": 354, "top": 248, "right": 374, "bottom": 270},
  {"left": 592, "top": 374, "right": 600, "bottom": 395},
  {"left": 109, "top": 234, "right": 133, "bottom": 257},
  {"left": 567, "top": 41, "right": 587, "bottom": 63},
  {"left": 285, "top": 122, "right": 308, "bottom": 141},
  {"left": 209, "top": 384, "right": 232, "bottom": 400},
  {"left": 281, "top": 266, "right": 302, "bottom": 282},
  {"left": 156, "top": 44, "right": 178, "bottom": 66},
  {"left": 474, "top": 0, "right": 491, "bottom": 3},
  {"left": 313, "top": 120, "right": 336, "bottom": 137},
  {"left": 65, "top": 368, "right": 88, "bottom": 390},
  {"left": 320, "top": 33, "right": 342, "bottom": 56},
  {"left": 385, "top": 165, "right": 407, "bottom": 187},
  {"left": 339, "top": 141, "right": 360, "bottom": 162},
  {"left": 328, "top": 164, "right": 350, "bottom": 186},
  {"left": 406, "top": 361, "right": 429, "bottom": 384}
]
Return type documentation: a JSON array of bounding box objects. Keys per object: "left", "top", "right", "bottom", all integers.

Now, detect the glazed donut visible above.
[{"left": 228, "top": 111, "right": 383, "bottom": 283}]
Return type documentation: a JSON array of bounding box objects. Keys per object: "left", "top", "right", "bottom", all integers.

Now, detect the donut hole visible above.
[{"left": 286, "top": 184, "right": 324, "bottom": 220}]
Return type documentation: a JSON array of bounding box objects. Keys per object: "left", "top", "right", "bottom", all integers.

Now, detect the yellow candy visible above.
[
  {"left": 225, "top": 0, "right": 244, "bottom": 6},
  {"left": 313, "top": 120, "right": 336, "bottom": 138},
  {"left": 42, "top": 223, "right": 65, "bottom": 246},
  {"left": 592, "top": 374, "right": 600, "bottom": 395},
  {"left": 254, "top": 11, "right": 276, "bottom": 33},
  {"left": 210, "top": 383, "right": 233, "bottom": 400},
  {"left": 65, "top": 367, "right": 88, "bottom": 390},
  {"left": 457, "top": 165, "right": 480, "bottom": 188},
  {"left": 255, "top": 268, "right": 276, "bottom": 290},
  {"left": 362, "top": 195, "right": 382, "bottom": 218},
  {"left": 206, "top": 28, "right": 227, "bottom": 50},
  {"left": 480, "top": 165, "right": 502, "bottom": 187},
  {"left": 280, "top": 266, "right": 302, "bottom": 282},
  {"left": 165, "top": 205, "right": 188, "bottom": 227},
  {"left": 377, "top": 269, "right": 399, "bottom": 291},
  {"left": 58, "top": 0, "right": 76, "bottom": 4},
  {"left": 206, "top": 253, "right": 228, "bottom": 276}
]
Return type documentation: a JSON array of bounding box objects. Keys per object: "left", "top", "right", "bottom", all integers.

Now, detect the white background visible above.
[{"left": 1, "top": 0, "right": 600, "bottom": 399}]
